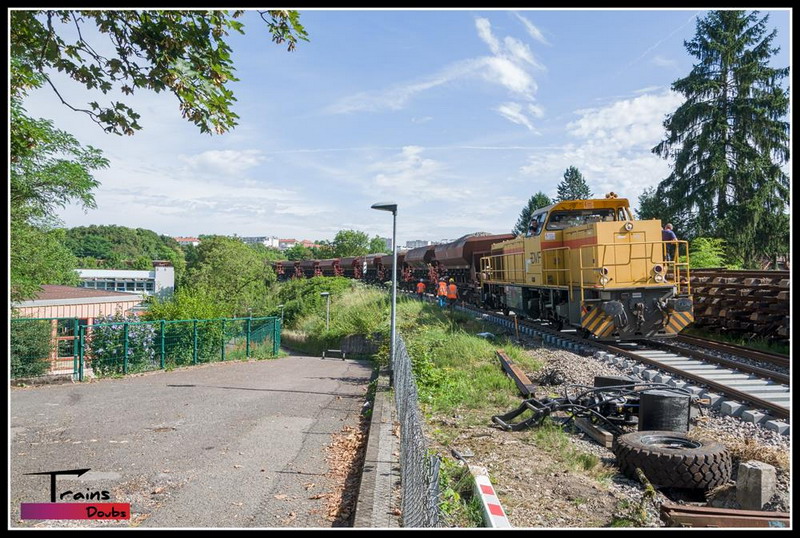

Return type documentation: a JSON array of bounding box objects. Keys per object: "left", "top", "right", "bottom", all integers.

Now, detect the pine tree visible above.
[
  {"left": 652, "top": 10, "right": 789, "bottom": 267},
  {"left": 513, "top": 192, "right": 552, "bottom": 236},
  {"left": 555, "top": 166, "right": 592, "bottom": 201}
]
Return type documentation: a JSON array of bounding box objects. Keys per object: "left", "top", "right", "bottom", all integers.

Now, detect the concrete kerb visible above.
[
  {"left": 468, "top": 465, "right": 512, "bottom": 528},
  {"left": 353, "top": 370, "right": 401, "bottom": 528}
]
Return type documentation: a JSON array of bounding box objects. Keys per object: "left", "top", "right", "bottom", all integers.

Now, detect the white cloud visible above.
[
  {"left": 513, "top": 13, "right": 551, "bottom": 46},
  {"left": 476, "top": 18, "right": 501, "bottom": 54},
  {"left": 370, "top": 146, "right": 456, "bottom": 201},
  {"left": 327, "top": 16, "right": 545, "bottom": 125},
  {"left": 496, "top": 103, "right": 535, "bottom": 131},
  {"left": 651, "top": 55, "right": 679, "bottom": 69},
  {"left": 519, "top": 90, "right": 685, "bottom": 209},
  {"left": 178, "top": 149, "right": 265, "bottom": 176}
]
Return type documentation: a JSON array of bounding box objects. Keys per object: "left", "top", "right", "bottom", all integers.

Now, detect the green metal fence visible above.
[
  {"left": 11, "top": 317, "right": 82, "bottom": 380},
  {"left": 11, "top": 316, "right": 281, "bottom": 381}
]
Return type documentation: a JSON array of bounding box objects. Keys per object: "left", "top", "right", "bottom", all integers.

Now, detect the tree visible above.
[
  {"left": 369, "top": 235, "right": 388, "bottom": 254},
  {"left": 11, "top": 10, "right": 308, "bottom": 136},
  {"left": 555, "top": 166, "right": 592, "bottom": 201},
  {"left": 311, "top": 241, "right": 337, "bottom": 259},
  {"left": 11, "top": 220, "right": 80, "bottom": 303},
  {"left": 332, "top": 230, "right": 370, "bottom": 257},
  {"left": 652, "top": 10, "right": 789, "bottom": 268},
  {"left": 284, "top": 244, "right": 314, "bottom": 261},
  {"left": 10, "top": 101, "right": 106, "bottom": 301},
  {"left": 512, "top": 192, "right": 551, "bottom": 236},
  {"left": 181, "top": 236, "right": 276, "bottom": 316}
]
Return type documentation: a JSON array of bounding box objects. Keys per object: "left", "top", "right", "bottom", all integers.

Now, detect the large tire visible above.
[{"left": 613, "top": 431, "right": 731, "bottom": 490}]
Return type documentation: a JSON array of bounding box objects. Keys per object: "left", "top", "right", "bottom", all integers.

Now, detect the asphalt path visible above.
[{"left": 10, "top": 355, "right": 374, "bottom": 528}]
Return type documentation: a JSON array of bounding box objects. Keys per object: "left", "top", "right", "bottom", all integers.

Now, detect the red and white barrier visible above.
[{"left": 469, "top": 465, "right": 512, "bottom": 528}]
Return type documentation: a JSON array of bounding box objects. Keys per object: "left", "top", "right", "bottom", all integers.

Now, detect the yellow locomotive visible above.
[{"left": 479, "top": 196, "right": 693, "bottom": 340}]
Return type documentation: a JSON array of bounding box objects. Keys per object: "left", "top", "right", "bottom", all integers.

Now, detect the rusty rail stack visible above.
[{"left": 689, "top": 269, "right": 789, "bottom": 342}]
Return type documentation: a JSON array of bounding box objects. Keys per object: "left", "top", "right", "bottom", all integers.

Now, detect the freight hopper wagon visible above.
[{"left": 480, "top": 198, "right": 693, "bottom": 340}]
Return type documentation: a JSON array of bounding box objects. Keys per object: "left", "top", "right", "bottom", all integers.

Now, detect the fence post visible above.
[
  {"left": 246, "top": 317, "right": 252, "bottom": 358},
  {"left": 160, "top": 320, "right": 166, "bottom": 369},
  {"left": 72, "top": 318, "right": 79, "bottom": 380},
  {"left": 273, "top": 318, "right": 280, "bottom": 356},
  {"left": 123, "top": 323, "right": 129, "bottom": 375},
  {"left": 193, "top": 320, "right": 198, "bottom": 364},
  {"left": 221, "top": 319, "right": 226, "bottom": 361},
  {"left": 78, "top": 326, "right": 85, "bottom": 382}
]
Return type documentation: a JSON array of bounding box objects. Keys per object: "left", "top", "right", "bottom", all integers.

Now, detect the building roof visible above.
[
  {"left": 174, "top": 236, "right": 199, "bottom": 242},
  {"left": 31, "top": 285, "right": 140, "bottom": 301},
  {"left": 12, "top": 285, "right": 145, "bottom": 309},
  {"left": 77, "top": 269, "right": 154, "bottom": 279}
]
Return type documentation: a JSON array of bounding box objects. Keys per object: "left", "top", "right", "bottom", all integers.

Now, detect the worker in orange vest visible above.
[
  {"left": 436, "top": 278, "right": 448, "bottom": 307},
  {"left": 447, "top": 278, "right": 458, "bottom": 309},
  {"left": 416, "top": 279, "right": 426, "bottom": 300}
]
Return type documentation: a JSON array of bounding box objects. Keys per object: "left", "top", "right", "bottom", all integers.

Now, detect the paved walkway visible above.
[{"left": 10, "top": 356, "right": 373, "bottom": 528}]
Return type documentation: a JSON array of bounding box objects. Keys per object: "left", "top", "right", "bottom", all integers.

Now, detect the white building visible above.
[
  {"left": 405, "top": 240, "right": 431, "bottom": 249},
  {"left": 241, "top": 236, "right": 280, "bottom": 248},
  {"left": 76, "top": 261, "right": 175, "bottom": 299},
  {"left": 174, "top": 236, "right": 200, "bottom": 246}
]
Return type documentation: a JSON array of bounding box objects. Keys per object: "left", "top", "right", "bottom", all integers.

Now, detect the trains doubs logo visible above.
[{"left": 21, "top": 468, "right": 130, "bottom": 521}]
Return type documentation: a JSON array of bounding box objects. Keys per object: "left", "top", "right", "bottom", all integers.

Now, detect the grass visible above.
[
  {"left": 438, "top": 457, "right": 485, "bottom": 527},
  {"left": 523, "top": 419, "right": 616, "bottom": 482}
]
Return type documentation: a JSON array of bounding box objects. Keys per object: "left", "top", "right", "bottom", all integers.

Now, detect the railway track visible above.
[
  {"left": 450, "top": 300, "right": 790, "bottom": 423},
  {"left": 675, "top": 334, "right": 789, "bottom": 369}
]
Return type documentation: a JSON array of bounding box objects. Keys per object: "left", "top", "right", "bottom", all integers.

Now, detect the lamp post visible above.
[
  {"left": 320, "top": 292, "right": 330, "bottom": 331},
  {"left": 277, "top": 304, "right": 285, "bottom": 325},
  {"left": 371, "top": 202, "right": 397, "bottom": 386}
]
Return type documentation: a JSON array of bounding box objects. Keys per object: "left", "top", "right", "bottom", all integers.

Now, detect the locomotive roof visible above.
[{"left": 531, "top": 198, "right": 631, "bottom": 216}]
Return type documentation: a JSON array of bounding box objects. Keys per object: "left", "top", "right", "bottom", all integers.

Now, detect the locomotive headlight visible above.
[
  {"left": 624, "top": 221, "right": 634, "bottom": 231},
  {"left": 653, "top": 264, "right": 664, "bottom": 274},
  {"left": 654, "top": 274, "right": 665, "bottom": 283},
  {"left": 599, "top": 276, "right": 610, "bottom": 286}
]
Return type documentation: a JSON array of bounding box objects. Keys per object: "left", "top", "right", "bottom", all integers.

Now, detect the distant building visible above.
[
  {"left": 278, "top": 238, "right": 297, "bottom": 251},
  {"left": 241, "top": 236, "right": 280, "bottom": 248},
  {"left": 76, "top": 261, "right": 174, "bottom": 299},
  {"left": 379, "top": 237, "right": 392, "bottom": 251},
  {"left": 174, "top": 236, "right": 200, "bottom": 246},
  {"left": 405, "top": 240, "right": 431, "bottom": 249}
]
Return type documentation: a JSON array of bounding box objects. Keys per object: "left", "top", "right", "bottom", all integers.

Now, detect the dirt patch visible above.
[{"left": 323, "top": 416, "right": 369, "bottom": 526}]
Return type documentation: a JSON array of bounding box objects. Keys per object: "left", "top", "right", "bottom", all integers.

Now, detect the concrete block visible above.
[
  {"left": 741, "top": 409, "right": 769, "bottom": 424},
  {"left": 699, "top": 391, "right": 724, "bottom": 408},
  {"left": 684, "top": 385, "right": 703, "bottom": 396},
  {"left": 764, "top": 420, "right": 790, "bottom": 435},
  {"left": 641, "top": 369, "right": 659, "bottom": 381},
  {"left": 653, "top": 373, "right": 672, "bottom": 384},
  {"left": 632, "top": 365, "right": 647, "bottom": 375},
  {"left": 594, "top": 351, "right": 607, "bottom": 360},
  {"left": 719, "top": 400, "right": 746, "bottom": 417},
  {"left": 736, "top": 461, "right": 777, "bottom": 510}
]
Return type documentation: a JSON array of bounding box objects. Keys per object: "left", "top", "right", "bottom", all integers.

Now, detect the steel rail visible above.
[
  {"left": 604, "top": 343, "right": 789, "bottom": 421},
  {"left": 650, "top": 340, "right": 789, "bottom": 385},
  {"left": 676, "top": 334, "right": 789, "bottom": 368}
]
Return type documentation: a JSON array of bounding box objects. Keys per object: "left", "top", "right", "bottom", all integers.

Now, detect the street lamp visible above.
[
  {"left": 320, "top": 292, "right": 330, "bottom": 331},
  {"left": 277, "top": 304, "right": 285, "bottom": 325},
  {"left": 371, "top": 202, "right": 397, "bottom": 386}
]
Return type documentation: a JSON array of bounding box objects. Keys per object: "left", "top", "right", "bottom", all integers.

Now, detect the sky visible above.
[{"left": 17, "top": 8, "right": 792, "bottom": 247}]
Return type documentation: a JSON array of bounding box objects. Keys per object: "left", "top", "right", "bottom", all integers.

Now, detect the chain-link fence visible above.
[
  {"left": 10, "top": 318, "right": 80, "bottom": 380},
  {"left": 393, "top": 335, "right": 442, "bottom": 528},
  {"left": 11, "top": 316, "right": 281, "bottom": 381}
]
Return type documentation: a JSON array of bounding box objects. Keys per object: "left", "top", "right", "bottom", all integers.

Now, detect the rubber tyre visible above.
[{"left": 613, "top": 431, "right": 731, "bottom": 490}]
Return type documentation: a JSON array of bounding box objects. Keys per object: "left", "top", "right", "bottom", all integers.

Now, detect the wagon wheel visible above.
[{"left": 613, "top": 431, "right": 731, "bottom": 490}]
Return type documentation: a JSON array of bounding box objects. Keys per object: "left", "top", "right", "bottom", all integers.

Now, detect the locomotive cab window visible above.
[
  {"left": 527, "top": 213, "right": 547, "bottom": 236},
  {"left": 545, "top": 209, "right": 616, "bottom": 230}
]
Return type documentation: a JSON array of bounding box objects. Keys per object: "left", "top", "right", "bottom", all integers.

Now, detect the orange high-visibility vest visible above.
[
  {"left": 437, "top": 281, "right": 448, "bottom": 296},
  {"left": 416, "top": 282, "right": 426, "bottom": 294},
  {"left": 447, "top": 283, "right": 458, "bottom": 299}
]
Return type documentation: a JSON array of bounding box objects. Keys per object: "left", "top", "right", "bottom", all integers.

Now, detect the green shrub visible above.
[{"left": 10, "top": 318, "right": 53, "bottom": 378}]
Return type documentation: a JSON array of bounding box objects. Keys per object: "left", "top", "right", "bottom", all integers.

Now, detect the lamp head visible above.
[{"left": 371, "top": 202, "right": 398, "bottom": 214}]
